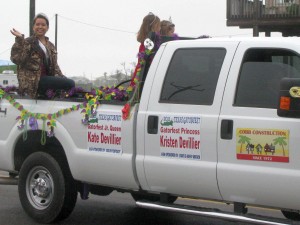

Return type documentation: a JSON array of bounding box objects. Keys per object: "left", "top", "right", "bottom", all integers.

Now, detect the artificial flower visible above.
[
  {"left": 122, "top": 103, "right": 130, "bottom": 120},
  {"left": 0, "top": 89, "right": 4, "bottom": 99},
  {"left": 29, "top": 117, "right": 38, "bottom": 130}
]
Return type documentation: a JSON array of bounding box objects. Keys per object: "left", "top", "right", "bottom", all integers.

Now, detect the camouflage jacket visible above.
[{"left": 10, "top": 35, "right": 64, "bottom": 98}]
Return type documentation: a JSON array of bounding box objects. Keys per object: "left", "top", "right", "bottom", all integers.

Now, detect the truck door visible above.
[
  {"left": 218, "top": 41, "right": 300, "bottom": 210},
  {"left": 136, "top": 41, "right": 239, "bottom": 199}
]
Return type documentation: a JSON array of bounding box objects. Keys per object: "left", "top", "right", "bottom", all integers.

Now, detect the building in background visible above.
[
  {"left": 0, "top": 70, "right": 18, "bottom": 87},
  {"left": 227, "top": 0, "right": 300, "bottom": 36},
  {"left": 70, "top": 72, "right": 131, "bottom": 91}
]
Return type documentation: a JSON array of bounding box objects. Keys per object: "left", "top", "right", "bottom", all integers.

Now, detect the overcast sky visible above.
[{"left": 1, "top": 0, "right": 254, "bottom": 78}]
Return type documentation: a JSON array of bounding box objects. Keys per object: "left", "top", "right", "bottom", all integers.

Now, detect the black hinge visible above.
[{"left": 0, "top": 107, "right": 7, "bottom": 116}]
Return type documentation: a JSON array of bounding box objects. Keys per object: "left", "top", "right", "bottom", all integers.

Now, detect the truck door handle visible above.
[
  {"left": 221, "top": 120, "right": 233, "bottom": 140},
  {"left": 148, "top": 115, "right": 159, "bottom": 134}
]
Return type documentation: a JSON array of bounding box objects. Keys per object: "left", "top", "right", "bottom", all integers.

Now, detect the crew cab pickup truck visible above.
[{"left": 1, "top": 37, "right": 300, "bottom": 224}]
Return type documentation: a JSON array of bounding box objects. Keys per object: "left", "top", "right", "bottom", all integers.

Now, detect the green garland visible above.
[{"left": 0, "top": 89, "right": 102, "bottom": 145}]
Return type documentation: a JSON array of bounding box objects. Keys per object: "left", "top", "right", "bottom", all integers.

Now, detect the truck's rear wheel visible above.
[
  {"left": 281, "top": 210, "right": 300, "bottom": 221},
  {"left": 18, "top": 152, "right": 77, "bottom": 223}
]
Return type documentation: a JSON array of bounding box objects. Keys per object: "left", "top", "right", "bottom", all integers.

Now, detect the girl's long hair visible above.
[{"left": 137, "top": 13, "right": 160, "bottom": 43}]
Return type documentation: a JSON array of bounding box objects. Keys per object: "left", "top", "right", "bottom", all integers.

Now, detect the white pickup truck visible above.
[{"left": 1, "top": 37, "right": 300, "bottom": 224}]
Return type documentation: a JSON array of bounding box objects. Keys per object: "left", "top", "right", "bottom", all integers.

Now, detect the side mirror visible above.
[{"left": 277, "top": 78, "right": 300, "bottom": 118}]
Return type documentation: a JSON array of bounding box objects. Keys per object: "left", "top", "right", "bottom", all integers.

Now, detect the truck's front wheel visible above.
[{"left": 18, "top": 152, "right": 77, "bottom": 223}]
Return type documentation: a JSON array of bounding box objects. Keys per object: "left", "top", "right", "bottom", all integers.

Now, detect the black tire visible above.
[
  {"left": 131, "top": 192, "right": 177, "bottom": 203},
  {"left": 282, "top": 210, "right": 300, "bottom": 221},
  {"left": 18, "top": 152, "right": 77, "bottom": 223}
]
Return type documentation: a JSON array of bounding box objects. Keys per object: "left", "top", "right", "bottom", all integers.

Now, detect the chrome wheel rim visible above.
[{"left": 26, "top": 166, "right": 54, "bottom": 210}]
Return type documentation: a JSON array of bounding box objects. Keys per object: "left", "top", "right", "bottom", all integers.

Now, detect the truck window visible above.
[
  {"left": 235, "top": 48, "right": 300, "bottom": 109},
  {"left": 160, "top": 48, "right": 226, "bottom": 105}
]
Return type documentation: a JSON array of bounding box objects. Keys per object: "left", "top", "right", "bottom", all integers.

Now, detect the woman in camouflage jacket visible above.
[{"left": 10, "top": 13, "right": 74, "bottom": 98}]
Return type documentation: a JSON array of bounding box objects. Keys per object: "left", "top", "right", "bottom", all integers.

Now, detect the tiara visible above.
[
  {"left": 149, "top": 12, "right": 157, "bottom": 26},
  {"left": 35, "top": 13, "right": 49, "bottom": 21}
]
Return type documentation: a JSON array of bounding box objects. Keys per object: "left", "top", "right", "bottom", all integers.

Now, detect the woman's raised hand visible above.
[{"left": 10, "top": 28, "right": 23, "bottom": 37}]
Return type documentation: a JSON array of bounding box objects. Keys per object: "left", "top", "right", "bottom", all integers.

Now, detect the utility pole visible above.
[
  {"left": 253, "top": 0, "right": 260, "bottom": 37},
  {"left": 29, "top": 0, "right": 35, "bottom": 36},
  {"left": 55, "top": 14, "right": 58, "bottom": 50}
]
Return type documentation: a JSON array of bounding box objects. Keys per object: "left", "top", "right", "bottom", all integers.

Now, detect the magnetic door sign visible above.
[
  {"left": 159, "top": 115, "right": 201, "bottom": 160},
  {"left": 236, "top": 128, "right": 289, "bottom": 163},
  {"left": 87, "top": 112, "right": 122, "bottom": 155}
]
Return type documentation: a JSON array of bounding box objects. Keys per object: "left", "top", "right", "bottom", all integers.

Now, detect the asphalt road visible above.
[{"left": 0, "top": 171, "right": 297, "bottom": 225}]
